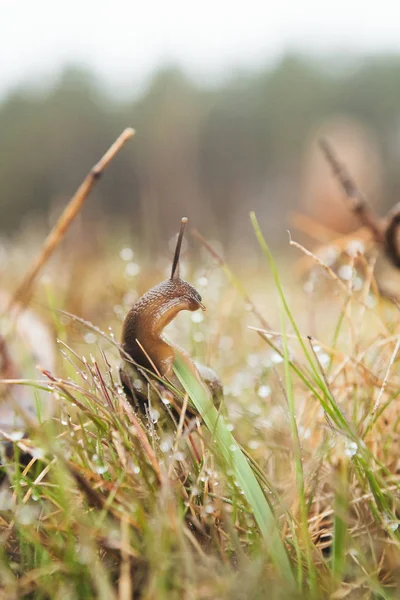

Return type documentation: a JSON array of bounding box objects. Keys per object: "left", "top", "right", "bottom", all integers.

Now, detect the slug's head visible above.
[
  {"left": 161, "top": 277, "right": 205, "bottom": 312},
  {"left": 168, "top": 217, "right": 205, "bottom": 312}
]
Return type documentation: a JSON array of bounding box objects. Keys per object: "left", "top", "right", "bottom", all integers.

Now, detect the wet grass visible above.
[{"left": 1, "top": 218, "right": 400, "bottom": 599}]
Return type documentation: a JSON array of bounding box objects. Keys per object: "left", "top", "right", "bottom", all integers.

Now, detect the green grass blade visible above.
[
  {"left": 332, "top": 458, "right": 349, "bottom": 585},
  {"left": 173, "top": 355, "right": 296, "bottom": 588},
  {"left": 249, "top": 211, "right": 352, "bottom": 436},
  {"left": 280, "top": 307, "right": 318, "bottom": 595}
]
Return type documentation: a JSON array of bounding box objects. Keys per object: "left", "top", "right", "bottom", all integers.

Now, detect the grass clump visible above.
[{"left": 1, "top": 213, "right": 400, "bottom": 599}]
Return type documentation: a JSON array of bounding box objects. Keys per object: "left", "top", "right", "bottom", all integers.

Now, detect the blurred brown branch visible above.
[{"left": 10, "top": 127, "right": 135, "bottom": 310}]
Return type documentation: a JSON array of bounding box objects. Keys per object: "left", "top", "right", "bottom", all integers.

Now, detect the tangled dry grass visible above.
[{"left": 1, "top": 212, "right": 400, "bottom": 599}]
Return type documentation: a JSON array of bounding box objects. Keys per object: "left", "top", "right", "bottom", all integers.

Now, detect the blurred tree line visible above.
[{"left": 2, "top": 54, "right": 400, "bottom": 255}]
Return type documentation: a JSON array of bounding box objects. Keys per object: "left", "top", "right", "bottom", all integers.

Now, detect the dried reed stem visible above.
[
  {"left": 10, "top": 127, "right": 135, "bottom": 309},
  {"left": 319, "top": 137, "right": 383, "bottom": 242}
]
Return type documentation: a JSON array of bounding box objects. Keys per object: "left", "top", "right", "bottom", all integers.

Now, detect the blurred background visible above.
[{"left": 2, "top": 1, "right": 400, "bottom": 261}]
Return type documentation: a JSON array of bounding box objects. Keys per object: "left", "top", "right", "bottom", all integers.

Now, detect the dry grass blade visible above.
[
  {"left": 289, "top": 236, "right": 349, "bottom": 295},
  {"left": 371, "top": 336, "right": 400, "bottom": 416},
  {"left": 120, "top": 397, "right": 163, "bottom": 484},
  {"left": 118, "top": 517, "right": 132, "bottom": 600},
  {"left": 10, "top": 127, "right": 135, "bottom": 309}
]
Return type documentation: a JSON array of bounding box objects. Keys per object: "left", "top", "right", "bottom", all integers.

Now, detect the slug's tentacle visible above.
[{"left": 171, "top": 217, "right": 188, "bottom": 280}]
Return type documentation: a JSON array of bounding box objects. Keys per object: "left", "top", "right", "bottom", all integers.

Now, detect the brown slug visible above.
[{"left": 120, "top": 217, "right": 222, "bottom": 413}]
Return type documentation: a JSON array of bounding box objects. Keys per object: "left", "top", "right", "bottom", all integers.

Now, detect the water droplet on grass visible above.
[
  {"left": 125, "top": 262, "right": 140, "bottom": 277},
  {"left": 338, "top": 265, "right": 352, "bottom": 281},
  {"left": 344, "top": 441, "right": 358, "bottom": 457},
  {"left": 248, "top": 439, "right": 260, "bottom": 450},
  {"left": 120, "top": 247, "right": 134, "bottom": 261},
  {"left": 94, "top": 464, "right": 108, "bottom": 475},
  {"left": 191, "top": 312, "right": 204, "bottom": 324},
  {"left": 31, "top": 447, "right": 45, "bottom": 460},
  {"left": 346, "top": 239, "right": 365, "bottom": 257},
  {"left": 270, "top": 352, "right": 283, "bottom": 364},
  {"left": 247, "top": 354, "right": 259, "bottom": 368},
  {"left": 318, "top": 245, "right": 339, "bottom": 266},
  {"left": 83, "top": 332, "right": 97, "bottom": 344},
  {"left": 149, "top": 408, "right": 160, "bottom": 424},
  {"left": 257, "top": 385, "right": 271, "bottom": 398},
  {"left": 9, "top": 431, "right": 24, "bottom": 442},
  {"left": 160, "top": 436, "right": 173, "bottom": 453}
]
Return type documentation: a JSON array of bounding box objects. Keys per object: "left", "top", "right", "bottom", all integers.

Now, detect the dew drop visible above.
[
  {"left": 160, "top": 436, "right": 173, "bottom": 453},
  {"left": 270, "top": 352, "right": 283, "bottom": 365},
  {"left": 257, "top": 385, "right": 271, "bottom": 399},
  {"left": 125, "top": 262, "right": 140, "bottom": 277},
  {"left": 9, "top": 431, "right": 24, "bottom": 442},
  {"left": 31, "top": 447, "right": 45, "bottom": 460},
  {"left": 94, "top": 464, "right": 109, "bottom": 475},
  {"left": 248, "top": 439, "right": 260, "bottom": 450},
  {"left": 344, "top": 440, "right": 358, "bottom": 457},
  {"left": 120, "top": 247, "right": 134, "bottom": 261},
  {"left": 346, "top": 239, "right": 365, "bottom": 257},
  {"left": 191, "top": 312, "right": 204, "bottom": 324},
  {"left": 83, "top": 332, "right": 97, "bottom": 344},
  {"left": 247, "top": 354, "right": 260, "bottom": 368},
  {"left": 338, "top": 265, "right": 352, "bottom": 281},
  {"left": 149, "top": 408, "right": 160, "bottom": 424}
]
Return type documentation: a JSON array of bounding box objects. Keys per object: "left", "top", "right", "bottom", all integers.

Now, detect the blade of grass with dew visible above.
[
  {"left": 249, "top": 213, "right": 400, "bottom": 564},
  {"left": 249, "top": 212, "right": 352, "bottom": 437},
  {"left": 331, "top": 456, "right": 349, "bottom": 586},
  {"left": 280, "top": 306, "right": 318, "bottom": 596},
  {"left": 173, "top": 355, "right": 296, "bottom": 588}
]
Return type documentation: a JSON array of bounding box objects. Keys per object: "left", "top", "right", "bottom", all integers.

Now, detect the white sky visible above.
[{"left": 2, "top": 1, "right": 400, "bottom": 99}]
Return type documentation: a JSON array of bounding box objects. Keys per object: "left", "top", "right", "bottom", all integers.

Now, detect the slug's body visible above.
[{"left": 120, "top": 218, "right": 222, "bottom": 413}]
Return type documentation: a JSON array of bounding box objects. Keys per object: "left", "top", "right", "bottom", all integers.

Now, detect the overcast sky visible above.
[{"left": 2, "top": 1, "right": 400, "bottom": 99}]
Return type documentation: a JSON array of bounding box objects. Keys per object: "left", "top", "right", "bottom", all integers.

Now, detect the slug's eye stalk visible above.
[
  {"left": 170, "top": 217, "right": 188, "bottom": 280},
  {"left": 193, "top": 289, "right": 206, "bottom": 311}
]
